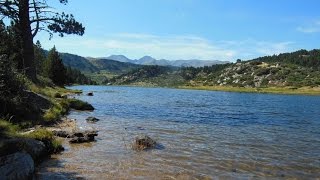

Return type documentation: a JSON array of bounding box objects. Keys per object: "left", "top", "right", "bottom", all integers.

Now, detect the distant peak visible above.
[
  {"left": 139, "top": 55, "right": 156, "bottom": 61},
  {"left": 106, "top": 55, "right": 131, "bottom": 62}
]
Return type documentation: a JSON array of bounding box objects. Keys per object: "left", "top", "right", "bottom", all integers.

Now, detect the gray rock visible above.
[
  {"left": 133, "top": 135, "right": 156, "bottom": 150},
  {"left": 86, "top": 116, "right": 100, "bottom": 123},
  {"left": 52, "top": 130, "right": 73, "bottom": 138},
  {"left": 0, "top": 152, "right": 34, "bottom": 180},
  {"left": 21, "top": 139, "right": 47, "bottom": 161},
  {"left": 0, "top": 138, "right": 47, "bottom": 162},
  {"left": 69, "top": 131, "right": 98, "bottom": 144}
]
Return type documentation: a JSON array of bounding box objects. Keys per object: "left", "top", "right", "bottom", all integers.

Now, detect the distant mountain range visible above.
[
  {"left": 60, "top": 53, "right": 229, "bottom": 73},
  {"left": 105, "top": 55, "right": 230, "bottom": 67}
]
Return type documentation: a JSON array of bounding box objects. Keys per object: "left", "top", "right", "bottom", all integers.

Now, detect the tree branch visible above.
[{"left": 32, "top": 0, "right": 39, "bottom": 38}]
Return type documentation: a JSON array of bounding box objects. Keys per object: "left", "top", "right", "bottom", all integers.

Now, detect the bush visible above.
[
  {"left": 0, "top": 55, "right": 26, "bottom": 117},
  {"left": 68, "top": 99, "right": 94, "bottom": 110},
  {"left": 254, "top": 68, "right": 271, "bottom": 76}
]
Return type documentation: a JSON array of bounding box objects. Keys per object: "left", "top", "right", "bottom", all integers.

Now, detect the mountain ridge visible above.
[{"left": 105, "top": 55, "right": 229, "bottom": 67}]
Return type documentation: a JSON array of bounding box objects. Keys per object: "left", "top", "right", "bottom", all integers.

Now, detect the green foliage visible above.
[
  {"left": 0, "top": 21, "right": 23, "bottom": 70},
  {"left": 0, "top": 119, "right": 20, "bottom": 137},
  {"left": 67, "top": 99, "right": 94, "bottom": 111},
  {"left": 60, "top": 53, "right": 98, "bottom": 72},
  {"left": 34, "top": 41, "right": 46, "bottom": 75},
  {"left": 111, "top": 65, "right": 175, "bottom": 85},
  {"left": 254, "top": 68, "right": 271, "bottom": 76},
  {"left": 43, "top": 100, "right": 70, "bottom": 122},
  {"left": 90, "top": 58, "right": 143, "bottom": 74},
  {"left": 0, "top": 55, "right": 26, "bottom": 118},
  {"left": 23, "top": 128, "right": 63, "bottom": 153},
  {"left": 250, "top": 49, "right": 320, "bottom": 69},
  {"left": 43, "top": 47, "right": 66, "bottom": 86},
  {"left": 65, "top": 66, "right": 96, "bottom": 85}
]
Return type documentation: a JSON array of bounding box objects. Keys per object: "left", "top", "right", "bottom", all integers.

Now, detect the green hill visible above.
[
  {"left": 60, "top": 53, "right": 99, "bottom": 73},
  {"left": 89, "top": 58, "right": 143, "bottom": 74},
  {"left": 110, "top": 49, "right": 320, "bottom": 88},
  {"left": 110, "top": 65, "right": 183, "bottom": 86}
]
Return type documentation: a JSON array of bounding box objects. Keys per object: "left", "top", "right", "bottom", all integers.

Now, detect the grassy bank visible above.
[
  {"left": 178, "top": 85, "right": 320, "bottom": 95},
  {"left": 1, "top": 78, "right": 94, "bottom": 156}
]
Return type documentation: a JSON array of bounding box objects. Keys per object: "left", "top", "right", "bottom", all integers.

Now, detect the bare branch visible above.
[{"left": 32, "top": 0, "right": 40, "bottom": 38}]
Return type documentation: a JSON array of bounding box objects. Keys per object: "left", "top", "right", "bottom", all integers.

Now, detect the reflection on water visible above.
[{"left": 37, "top": 86, "right": 320, "bottom": 179}]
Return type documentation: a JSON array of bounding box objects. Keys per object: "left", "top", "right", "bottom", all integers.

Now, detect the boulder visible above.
[
  {"left": 86, "top": 116, "right": 100, "bottom": 123},
  {"left": 20, "top": 139, "right": 47, "bottom": 161},
  {"left": 52, "top": 130, "right": 73, "bottom": 138},
  {"left": 133, "top": 135, "right": 156, "bottom": 150},
  {"left": 0, "top": 152, "right": 34, "bottom": 180},
  {"left": 0, "top": 138, "right": 47, "bottom": 162},
  {"left": 87, "top": 92, "right": 93, "bottom": 96}
]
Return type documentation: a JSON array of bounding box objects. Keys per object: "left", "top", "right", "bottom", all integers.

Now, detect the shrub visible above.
[
  {"left": 255, "top": 68, "right": 271, "bottom": 76},
  {"left": 68, "top": 99, "right": 94, "bottom": 110}
]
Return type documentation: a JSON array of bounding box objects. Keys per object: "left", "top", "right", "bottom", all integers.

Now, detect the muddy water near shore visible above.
[{"left": 37, "top": 86, "right": 320, "bottom": 179}]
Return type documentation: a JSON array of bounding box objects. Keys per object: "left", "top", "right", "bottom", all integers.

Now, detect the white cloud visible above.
[
  {"left": 297, "top": 20, "right": 320, "bottom": 33},
  {"left": 36, "top": 33, "right": 295, "bottom": 61}
]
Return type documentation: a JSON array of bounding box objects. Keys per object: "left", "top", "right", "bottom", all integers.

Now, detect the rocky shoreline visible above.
[{"left": 0, "top": 117, "right": 98, "bottom": 180}]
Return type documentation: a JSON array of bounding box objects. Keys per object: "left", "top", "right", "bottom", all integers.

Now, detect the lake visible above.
[{"left": 37, "top": 86, "right": 320, "bottom": 179}]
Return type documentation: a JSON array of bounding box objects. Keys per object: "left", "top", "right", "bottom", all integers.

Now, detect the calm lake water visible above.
[{"left": 37, "top": 86, "right": 320, "bottom": 179}]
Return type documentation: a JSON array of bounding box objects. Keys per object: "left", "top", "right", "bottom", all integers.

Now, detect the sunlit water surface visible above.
[{"left": 37, "top": 86, "right": 320, "bottom": 179}]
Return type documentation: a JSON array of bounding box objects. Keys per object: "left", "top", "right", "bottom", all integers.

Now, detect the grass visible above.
[
  {"left": 68, "top": 99, "right": 94, "bottom": 110},
  {"left": 23, "top": 128, "right": 63, "bottom": 153},
  {"left": 0, "top": 119, "right": 20, "bottom": 138},
  {"left": 178, "top": 85, "right": 320, "bottom": 95},
  {"left": 43, "top": 99, "right": 70, "bottom": 123},
  {"left": 43, "top": 98, "right": 93, "bottom": 122},
  {"left": 0, "top": 121, "right": 63, "bottom": 155}
]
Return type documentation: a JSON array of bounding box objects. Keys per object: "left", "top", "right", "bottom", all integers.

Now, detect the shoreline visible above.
[
  {"left": 104, "top": 84, "right": 320, "bottom": 95},
  {"left": 177, "top": 85, "right": 320, "bottom": 95}
]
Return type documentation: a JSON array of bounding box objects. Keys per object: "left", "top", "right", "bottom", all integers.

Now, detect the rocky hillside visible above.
[
  {"left": 192, "top": 61, "right": 320, "bottom": 87},
  {"left": 110, "top": 65, "right": 184, "bottom": 87},
  {"left": 110, "top": 49, "right": 320, "bottom": 88}
]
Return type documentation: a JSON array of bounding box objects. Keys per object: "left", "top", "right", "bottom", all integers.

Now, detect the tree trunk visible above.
[{"left": 18, "top": 0, "right": 36, "bottom": 81}]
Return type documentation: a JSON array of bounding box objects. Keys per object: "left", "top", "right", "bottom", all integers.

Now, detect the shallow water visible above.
[{"left": 37, "top": 86, "right": 320, "bottom": 179}]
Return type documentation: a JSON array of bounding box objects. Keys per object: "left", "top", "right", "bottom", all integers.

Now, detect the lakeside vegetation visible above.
[
  {"left": 104, "top": 49, "right": 320, "bottom": 95},
  {"left": 179, "top": 85, "right": 320, "bottom": 95},
  {"left": 0, "top": 1, "right": 96, "bottom": 174}
]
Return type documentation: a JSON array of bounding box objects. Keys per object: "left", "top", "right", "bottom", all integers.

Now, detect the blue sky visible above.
[{"left": 35, "top": 0, "right": 320, "bottom": 61}]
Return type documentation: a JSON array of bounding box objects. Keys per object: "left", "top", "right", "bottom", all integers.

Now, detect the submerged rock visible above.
[
  {"left": 133, "top": 135, "right": 156, "bottom": 150},
  {"left": 86, "top": 116, "right": 100, "bottom": 123},
  {"left": 53, "top": 130, "right": 98, "bottom": 141},
  {"left": 0, "top": 152, "right": 34, "bottom": 180},
  {"left": 68, "top": 131, "right": 98, "bottom": 144},
  {"left": 52, "top": 130, "right": 73, "bottom": 138}
]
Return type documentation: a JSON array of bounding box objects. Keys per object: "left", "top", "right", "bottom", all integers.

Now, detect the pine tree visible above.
[
  {"left": 0, "top": 0, "right": 85, "bottom": 81},
  {"left": 34, "top": 40, "right": 45, "bottom": 75},
  {"left": 43, "top": 46, "right": 66, "bottom": 86}
]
